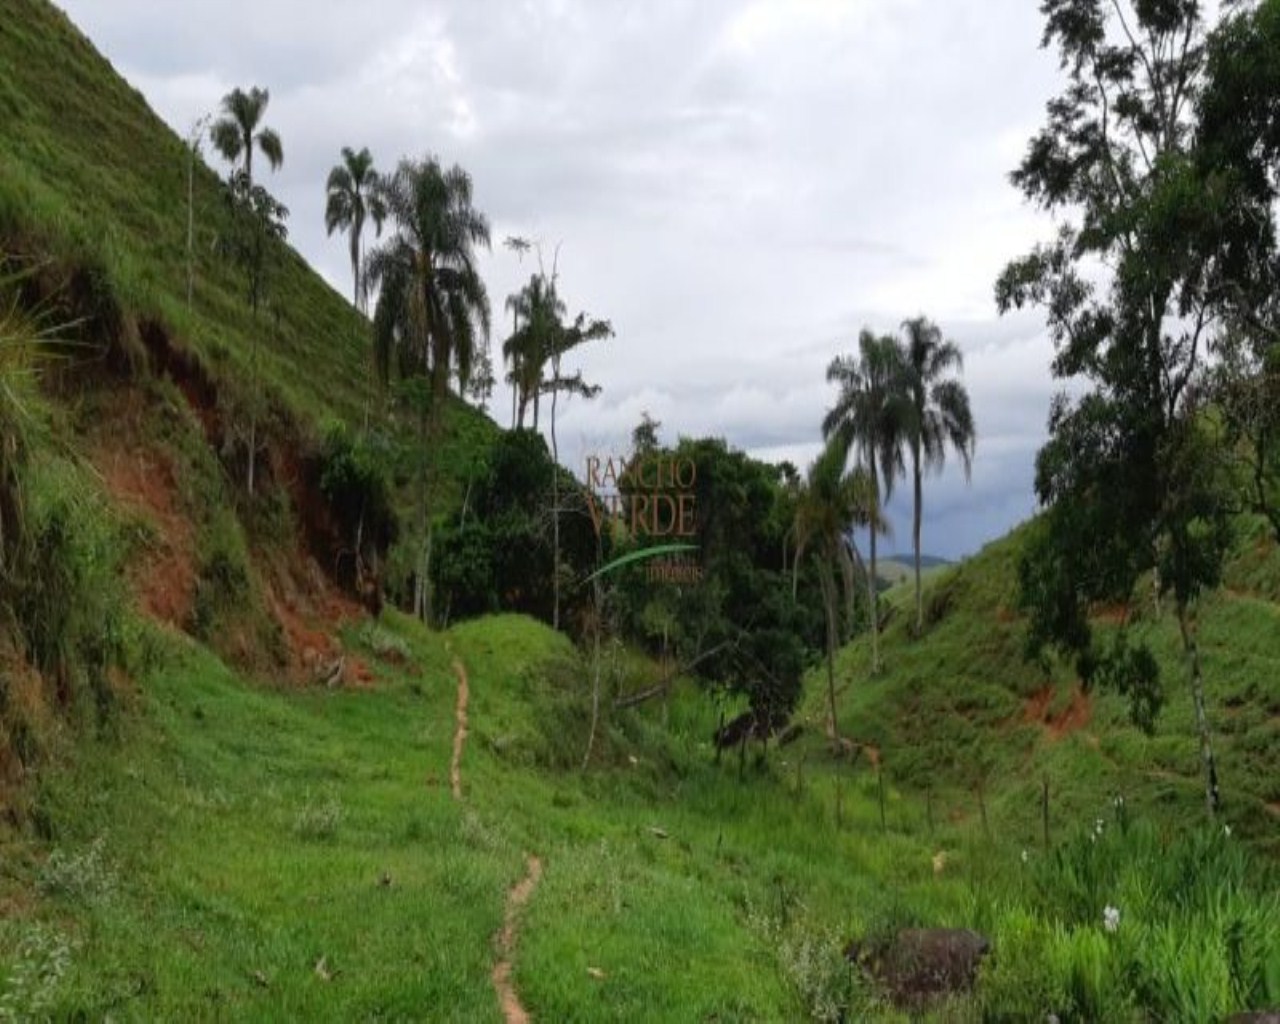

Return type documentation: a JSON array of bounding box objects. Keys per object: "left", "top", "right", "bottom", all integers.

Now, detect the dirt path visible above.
[
  {"left": 449, "top": 653, "right": 469, "bottom": 801},
  {"left": 492, "top": 854, "right": 543, "bottom": 1024}
]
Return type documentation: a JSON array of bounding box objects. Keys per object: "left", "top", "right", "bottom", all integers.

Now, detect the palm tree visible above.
[
  {"left": 502, "top": 274, "right": 557, "bottom": 429},
  {"left": 823, "top": 329, "right": 908, "bottom": 673},
  {"left": 365, "top": 156, "right": 491, "bottom": 623},
  {"left": 900, "top": 317, "right": 975, "bottom": 634},
  {"left": 544, "top": 305, "right": 612, "bottom": 631},
  {"left": 324, "top": 146, "right": 386, "bottom": 313},
  {"left": 793, "top": 441, "right": 874, "bottom": 749},
  {"left": 210, "top": 86, "right": 283, "bottom": 185}
]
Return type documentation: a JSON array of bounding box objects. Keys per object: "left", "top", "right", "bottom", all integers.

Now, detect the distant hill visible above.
[
  {"left": 875, "top": 553, "right": 951, "bottom": 588},
  {"left": 885, "top": 552, "right": 951, "bottom": 569}
]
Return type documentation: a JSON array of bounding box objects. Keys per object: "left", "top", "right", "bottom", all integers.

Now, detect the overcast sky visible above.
[{"left": 59, "top": 0, "right": 1069, "bottom": 560}]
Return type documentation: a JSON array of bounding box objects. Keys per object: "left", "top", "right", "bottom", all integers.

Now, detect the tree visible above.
[
  {"left": 209, "top": 86, "right": 283, "bottom": 185},
  {"left": 544, "top": 305, "right": 612, "bottom": 631},
  {"left": 996, "top": 0, "right": 1232, "bottom": 815},
  {"left": 220, "top": 171, "right": 289, "bottom": 496},
  {"left": 324, "top": 146, "right": 386, "bottom": 314},
  {"left": 899, "top": 316, "right": 975, "bottom": 634},
  {"left": 365, "top": 156, "right": 491, "bottom": 623},
  {"left": 1197, "top": 0, "right": 1280, "bottom": 544},
  {"left": 502, "top": 235, "right": 533, "bottom": 427},
  {"left": 793, "top": 440, "right": 874, "bottom": 750},
  {"left": 823, "top": 329, "right": 908, "bottom": 673},
  {"left": 502, "top": 273, "right": 556, "bottom": 429}
]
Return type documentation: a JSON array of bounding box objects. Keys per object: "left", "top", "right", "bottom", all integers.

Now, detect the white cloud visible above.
[{"left": 58, "top": 0, "right": 1072, "bottom": 556}]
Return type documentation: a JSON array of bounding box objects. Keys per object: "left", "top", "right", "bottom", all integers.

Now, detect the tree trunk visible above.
[
  {"left": 820, "top": 561, "right": 839, "bottom": 749},
  {"left": 582, "top": 576, "right": 602, "bottom": 771},
  {"left": 414, "top": 400, "right": 429, "bottom": 621},
  {"left": 837, "top": 541, "right": 856, "bottom": 645},
  {"left": 551, "top": 359, "right": 561, "bottom": 632},
  {"left": 247, "top": 318, "right": 259, "bottom": 496},
  {"left": 247, "top": 416, "right": 257, "bottom": 496},
  {"left": 1177, "top": 600, "right": 1221, "bottom": 816},
  {"left": 913, "top": 445, "right": 924, "bottom": 635},
  {"left": 868, "top": 469, "right": 881, "bottom": 674}
]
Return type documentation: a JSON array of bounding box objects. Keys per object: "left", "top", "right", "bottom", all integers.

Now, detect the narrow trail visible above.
[
  {"left": 492, "top": 854, "right": 543, "bottom": 1024},
  {"left": 449, "top": 652, "right": 469, "bottom": 801}
]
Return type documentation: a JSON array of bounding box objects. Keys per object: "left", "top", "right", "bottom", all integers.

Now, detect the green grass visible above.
[{"left": 4, "top": 586, "right": 1277, "bottom": 1020}]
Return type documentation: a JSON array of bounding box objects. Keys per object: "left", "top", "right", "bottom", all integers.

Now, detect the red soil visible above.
[
  {"left": 93, "top": 442, "right": 196, "bottom": 629},
  {"left": 1023, "top": 683, "right": 1093, "bottom": 741}
]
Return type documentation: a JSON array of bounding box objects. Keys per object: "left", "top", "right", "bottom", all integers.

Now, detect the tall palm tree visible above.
[
  {"left": 793, "top": 441, "right": 874, "bottom": 750},
  {"left": 823, "top": 329, "right": 908, "bottom": 674},
  {"left": 900, "top": 317, "right": 975, "bottom": 634},
  {"left": 365, "top": 156, "right": 491, "bottom": 623},
  {"left": 210, "top": 86, "right": 283, "bottom": 185},
  {"left": 324, "top": 146, "right": 386, "bottom": 313},
  {"left": 502, "top": 274, "right": 557, "bottom": 429},
  {"left": 544, "top": 306, "right": 612, "bottom": 631}
]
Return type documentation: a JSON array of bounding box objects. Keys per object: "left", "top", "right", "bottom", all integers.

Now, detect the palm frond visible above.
[{"left": 256, "top": 127, "right": 283, "bottom": 171}]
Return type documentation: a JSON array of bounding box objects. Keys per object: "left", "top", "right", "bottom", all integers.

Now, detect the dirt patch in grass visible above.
[
  {"left": 1023, "top": 684, "right": 1093, "bottom": 741},
  {"left": 265, "top": 574, "right": 373, "bottom": 689},
  {"left": 92, "top": 440, "right": 196, "bottom": 629}
]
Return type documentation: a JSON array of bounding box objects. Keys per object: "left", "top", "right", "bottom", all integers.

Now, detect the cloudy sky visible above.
[{"left": 60, "top": 0, "right": 1069, "bottom": 560}]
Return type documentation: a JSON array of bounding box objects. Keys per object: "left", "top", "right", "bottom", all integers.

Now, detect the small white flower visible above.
[
  {"left": 1103, "top": 904, "right": 1120, "bottom": 933},
  {"left": 1021, "top": 848, "right": 1029, "bottom": 864},
  {"left": 1223, "top": 824, "right": 1232, "bottom": 837}
]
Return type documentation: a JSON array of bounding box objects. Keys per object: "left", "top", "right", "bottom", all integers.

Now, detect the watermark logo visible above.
[{"left": 584, "top": 453, "right": 703, "bottom": 583}]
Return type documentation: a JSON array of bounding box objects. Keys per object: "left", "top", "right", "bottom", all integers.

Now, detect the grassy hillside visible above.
[
  {"left": 2, "top": 587, "right": 1277, "bottom": 1019},
  {"left": 2, "top": 1, "right": 1279, "bottom": 1019},
  {"left": 0, "top": 0, "right": 497, "bottom": 480},
  {"left": 799, "top": 517, "right": 1280, "bottom": 855}
]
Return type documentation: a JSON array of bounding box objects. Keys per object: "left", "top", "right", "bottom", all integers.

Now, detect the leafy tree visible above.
[
  {"left": 899, "top": 316, "right": 975, "bottom": 634},
  {"left": 996, "top": 0, "right": 1233, "bottom": 815},
  {"left": 793, "top": 440, "right": 874, "bottom": 749},
  {"left": 220, "top": 171, "right": 288, "bottom": 496},
  {"left": 1197, "top": 0, "right": 1280, "bottom": 544},
  {"left": 466, "top": 342, "right": 497, "bottom": 413},
  {"left": 317, "top": 420, "right": 397, "bottom": 595},
  {"left": 823, "top": 329, "right": 908, "bottom": 673},
  {"left": 210, "top": 86, "right": 283, "bottom": 185},
  {"left": 324, "top": 146, "right": 386, "bottom": 314},
  {"left": 613, "top": 437, "right": 820, "bottom": 728},
  {"left": 631, "top": 411, "right": 661, "bottom": 454},
  {"left": 365, "top": 156, "right": 491, "bottom": 623}
]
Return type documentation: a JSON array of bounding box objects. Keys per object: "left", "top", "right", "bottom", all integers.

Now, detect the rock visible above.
[
  {"left": 1226, "top": 1014, "right": 1280, "bottom": 1023},
  {"left": 845, "top": 927, "right": 991, "bottom": 1007}
]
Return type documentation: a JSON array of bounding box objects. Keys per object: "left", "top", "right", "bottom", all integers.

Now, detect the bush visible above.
[
  {"left": 191, "top": 508, "right": 251, "bottom": 641},
  {"left": 13, "top": 461, "right": 126, "bottom": 726}
]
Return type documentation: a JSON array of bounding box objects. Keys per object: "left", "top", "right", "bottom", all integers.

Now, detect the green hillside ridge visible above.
[
  {"left": 0, "top": 0, "right": 497, "bottom": 500},
  {"left": 800, "top": 518, "right": 1280, "bottom": 854}
]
